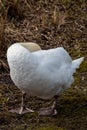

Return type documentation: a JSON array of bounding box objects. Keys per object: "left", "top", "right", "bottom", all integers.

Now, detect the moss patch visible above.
[{"left": 35, "top": 125, "right": 65, "bottom": 130}]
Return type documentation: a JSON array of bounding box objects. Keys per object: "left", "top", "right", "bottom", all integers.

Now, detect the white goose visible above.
[{"left": 7, "top": 42, "right": 84, "bottom": 115}]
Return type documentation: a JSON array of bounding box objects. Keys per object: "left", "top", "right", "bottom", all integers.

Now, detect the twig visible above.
[
  {"left": 0, "top": 59, "right": 9, "bottom": 72},
  {"left": 0, "top": 1, "right": 9, "bottom": 50}
]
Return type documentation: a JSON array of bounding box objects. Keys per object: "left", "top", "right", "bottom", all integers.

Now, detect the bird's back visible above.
[{"left": 33, "top": 47, "right": 72, "bottom": 68}]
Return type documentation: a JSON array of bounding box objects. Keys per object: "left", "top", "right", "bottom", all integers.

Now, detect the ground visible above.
[{"left": 0, "top": 0, "right": 87, "bottom": 130}]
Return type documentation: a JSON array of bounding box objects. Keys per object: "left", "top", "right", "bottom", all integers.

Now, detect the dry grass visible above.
[{"left": 0, "top": 0, "right": 87, "bottom": 73}]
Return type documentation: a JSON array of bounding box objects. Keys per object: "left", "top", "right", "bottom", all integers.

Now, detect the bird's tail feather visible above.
[{"left": 72, "top": 57, "right": 84, "bottom": 69}]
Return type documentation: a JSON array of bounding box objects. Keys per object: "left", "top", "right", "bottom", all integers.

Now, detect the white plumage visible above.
[{"left": 7, "top": 42, "right": 84, "bottom": 115}]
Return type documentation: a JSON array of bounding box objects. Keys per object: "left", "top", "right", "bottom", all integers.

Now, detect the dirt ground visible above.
[{"left": 0, "top": 0, "right": 87, "bottom": 130}]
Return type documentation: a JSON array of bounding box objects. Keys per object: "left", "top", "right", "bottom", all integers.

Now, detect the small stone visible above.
[
  {"left": 82, "top": 76, "right": 85, "bottom": 81},
  {"left": 83, "top": 89, "right": 86, "bottom": 92}
]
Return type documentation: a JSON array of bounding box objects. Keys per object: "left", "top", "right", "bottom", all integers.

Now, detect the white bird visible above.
[{"left": 7, "top": 42, "right": 84, "bottom": 115}]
